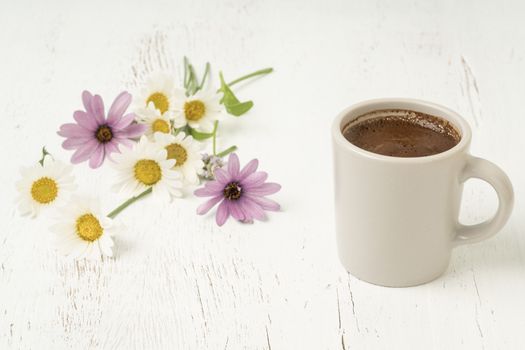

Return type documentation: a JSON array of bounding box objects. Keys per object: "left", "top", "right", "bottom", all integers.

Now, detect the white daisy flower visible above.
[
  {"left": 112, "top": 135, "right": 183, "bottom": 200},
  {"left": 133, "top": 72, "right": 176, "bottom": 115},
  {"left": 50, "top": 196, "right": 116, "bottom": 260},
  {"left": 153, "top": 132, "right": 204, "bottom": 184},
  {"left": 173, "top": 88, "right": 223, "bottom": 132},
  {"left": 135, "top": 106, "right": 172, "bottom": 138},
  {"left": 15, "top": 157, "right": 76, "bottom": 217}
]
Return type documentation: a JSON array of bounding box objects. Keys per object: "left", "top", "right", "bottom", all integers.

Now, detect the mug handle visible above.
[{"left": 454, "top": 155, "right": 514, "bottom": 246}]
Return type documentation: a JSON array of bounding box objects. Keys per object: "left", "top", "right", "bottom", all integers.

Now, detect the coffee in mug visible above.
[{"left": 342, "top": 109, "right": 460, "bottom": 157}]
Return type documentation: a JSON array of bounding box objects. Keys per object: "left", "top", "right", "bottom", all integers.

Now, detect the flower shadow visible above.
[{"left": 111, "top": 236, "right": 136, "bottom": 259}]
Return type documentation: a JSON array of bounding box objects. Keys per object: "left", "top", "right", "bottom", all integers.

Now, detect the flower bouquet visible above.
[{"left": 16, "top": 58, "right": 281, "bottom": 260}]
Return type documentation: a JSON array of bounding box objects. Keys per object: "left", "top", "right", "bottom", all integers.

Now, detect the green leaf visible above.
[
  {"left": 219, "top": 72, "right": 253, "bottom": 117},
  {"left": 38, "top": 146, "right": 51, "bottom": 166},
  {"left": 183, "top": 57, "right": 189, "bottom": 89},
  {"left": 219, "top": 72, "right": 240, "bottom": 104},
  {"left": 184, "top": 57, "right": 212, "bottom": 96},
  {"left": 183, "top": 57, "right": 202, "bottom": 96},
  {"left": 225, "top": 101, "right": 254, "bottom": 116},
  {"left": 189, "top": 127, "right": 214, "bottom": 141},
  {"left": 198, "top": 62, "right": 211, "bottom": 91}
]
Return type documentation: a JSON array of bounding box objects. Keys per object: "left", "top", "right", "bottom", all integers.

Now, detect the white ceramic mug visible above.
[{"left": 332, "top": 98, "right": 514, "bottom": 287}]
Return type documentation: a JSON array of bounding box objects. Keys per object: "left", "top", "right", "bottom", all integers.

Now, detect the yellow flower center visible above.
[
  {"left": 31, "top": 177, "right": 58, "bottom": 204},
  {"left": 76, "top": 213, "right": 103, "bottom": 242},
  {"left": 152, "top": 118, "right": 170, "bottom": 133},
  {"left": 165, "top": 143, "right": 187, "bottom": 167},
  {"left": 134, "top": 159, "right": 162, "bottom": 185},
  {"left": 146, "top": 92, "right": 169, "bottom": 114},
  {"left": 184, "top": 100, "right": 206, "bottom": 121}
]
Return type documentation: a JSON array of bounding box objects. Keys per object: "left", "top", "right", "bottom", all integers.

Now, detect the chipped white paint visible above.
[{"left": 1, "top": 0, "right": 525, "bottom": 349}]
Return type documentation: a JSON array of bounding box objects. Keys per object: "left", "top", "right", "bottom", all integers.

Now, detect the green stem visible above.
[
  {"left": 212, "top": 120, "right": 219, "bottom": 155},
  {"left": 227, "top": 68, "right": 273, "bottom": 87},
  {"left": 217, "top": 145, "right": 237, "bottom": 158},
  {"left": 173, "top": 125, "right": 189, "bottom": 136},
  {"left": 107, "top": 187, "right": 152, "bottom": 219}
]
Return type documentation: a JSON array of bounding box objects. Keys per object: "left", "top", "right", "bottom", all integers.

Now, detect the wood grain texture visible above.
[{"left": 1, "top": 0, "right": 524, "bottom": 349}]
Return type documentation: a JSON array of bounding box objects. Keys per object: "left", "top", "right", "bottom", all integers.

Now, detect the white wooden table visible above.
[{"left": 1, "top": 0, "right": 524, "bottom": 349}]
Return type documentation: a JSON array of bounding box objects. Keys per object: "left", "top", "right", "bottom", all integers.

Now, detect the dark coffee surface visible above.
[{"left": 342, "top": 110, "right": 460, "bottom": 157}]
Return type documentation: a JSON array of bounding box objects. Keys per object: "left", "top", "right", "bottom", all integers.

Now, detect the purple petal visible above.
[
  {"left": 62, "top": 137, "right": 91, "bottom": 150},
  {"left": 114, "top": 123, "right": 147, "bottom": 138},
  {"left": 82, "top": 91, "right": 94, "bottom": 115},
  {"left": 197, "top": 196, "right": 223, "bottom": 215},
  {"left": 110, "top": 113, "right": 135, "bottom": 130},
  {"left": 242, "top": 198, "right": 266, "bottom": 220},
  {"left": 238, "top": 159, "right": 258, "bottom": 181},
  {"left": 104, "top": 141, "right": 121, "bottom": 159},
  {"left": 247, "top": 182, "right": 281, "bottom": 196},
  {"left": 246, "top": 195, "right": 280, "bottom": 211},
  {"left": 114, "top": 137, "right": 134, "bottom": 148},
  {"left": 107, "top": 91, "right": 132, "bottom": 125},
  {"left": 88, "top": 144, "right": 105, "bottom": 168},
  {"left": 73, "top": 110, "right": 98, "bottom": 131},
  {"left": 71, "top": 139, "right": 99, "bottom": 163},
  {"left": 214, "top": 168, "right": 231, "bottom": 184},
  {"left": 194, "top": 186, "right": 222, "bottom": 197},
  {"left": 229, "top": 202, "right": 245, "bottom": 221},
  {"left": 216, "top": 200, "right": 230, "bottom": 226},
  {"left": 242, "top": 171, "right": 268, "bottom": 188},
  {"left": 58, "top": 123, "right": 93, "bottom": 138},
  {"left": 204, "top": 180, "right": 226, "bottom": 192},
  {"left": 237, "top": 203, "right": 250, "bottom": 222},
  {"left": 91, "top": 94, "right": 106, "bottom": 124},
  {"left": 227, "top": 153, "right": 240, "bottom": 178}
]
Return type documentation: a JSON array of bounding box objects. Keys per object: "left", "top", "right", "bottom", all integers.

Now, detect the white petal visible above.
[{"left": 68, "top": 241, "right": 90, "bottom": 259}]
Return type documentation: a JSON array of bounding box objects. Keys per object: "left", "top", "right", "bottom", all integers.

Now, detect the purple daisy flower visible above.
[
  {"left": 58, "top": 90, "right": 146, "bottom": 169},
  {"left": 194, "top": 153, "right": 281, "bottom": 226}
]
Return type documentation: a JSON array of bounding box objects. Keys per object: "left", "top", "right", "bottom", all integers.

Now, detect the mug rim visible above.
[{"left": 332, "top": 98, "right": 472, "bottom": 163}]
